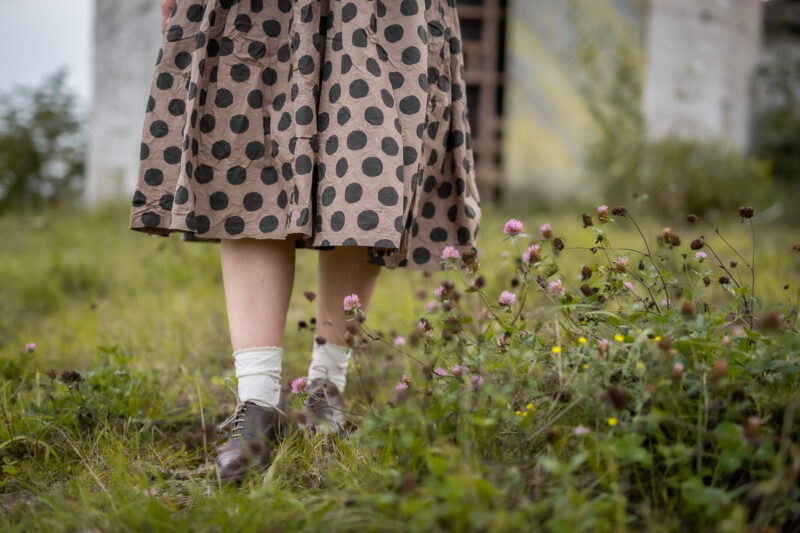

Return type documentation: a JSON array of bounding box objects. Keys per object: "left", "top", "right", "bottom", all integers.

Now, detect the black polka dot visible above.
[
  {"left": 150, "top": 121, "right": 168, "bottom": 138},
  {"left": 225, "top": 216, "right": 245, "bottom": 235},
  {"left": 227, "top": 166, "right": 246, "bottom": 185},
  {"left": 347, "top": 130, "right": 367, "bottom": 150},
  {"left": 381, "top": 137, "right": 399, "bottom": 156},
  {"left": 261, "top": 166, "right": 278, "bottom": 185},
  {"left": 297, "top": 208, "right": 309, "bottom": 227},
  {"left": 325, "top": 135, "right": 339, "bottom": 155},
  {"left": 366, "top": 58, "right": 381, "bottom": 77},
  {"left": 142, "top": 211, "right": 161, "bottom": 227},
  {"left": 248, "top": 41, "right": 266, "bottom": 59},
  {"left": 401, "top": 47, "right": 420, "bottom": 65},
  {"left": 144, "top": 168, "right": 163, "bottom": 186},
  {"left": 230, "top": 115, "right": 249, "bottom": 134},
  {"left": 352, "top": 29, "right": 368, "bottom": 47},
  {"left": 295, "top": 105, "right": 313, "bottom": 125},
  {"left": 210, "top": 191, "right": 229, "bottom": 210},
  {"left": 342, "top": 2, "right": 357, "bottom": 22},
  {"left": 195, "top": 165, "right": 214, "bottom": 183},
  {"left": 298, "top": 55, "right": 315, "bottom": 75},
  {"left": 215, "top": 89, "right": 233, "bottom": 107},
  {"left": 336, "top": 157, "right": 348, "bottom": 177},
  {"left": 349, "top": 79, "right": 369, "bottom": 98},
  {"left": 247, "top": 90, "right": 263, "bottom": 108},
  {"left": 357, "top": 210, "right": 379, "bottom": 230},
  {"left": 365, "top": 106, "right": 383, "bottom": 125},
  {"left": 378, "top": 187, "right": 398, "bottom": 206},
  {"left": 321, "top": 186, "right": 336, "bottom": 206},
  {"left": 399, "top": 95, "right": 420, "bottom": 114},
  {"left": 385, "top": 24, "right": 403, "bottom": 42},
  {"left": 244, "top": 192, "right": 263, "bottom": 211},
  {"left": 362, "top": 157, "right": 383, "bottom": 177},
  {"left": 245, "top": 142, "right": 265, "bottom": 160},
  {"left": 296, "top": 154, "right": 312, "bottom": 174},
  {"left": 421, "top": 201, "right": 435, "bottom": 218},
  {"left": 430, "top": 228, "right": 448, "bottom": 242},
  {"left": 262, "top": 67, "right": 278, "bottom": 85},
  {"left": 156, "top": 72, "right": 174, "bottom": 90},
  {"left": 164, "top": 146, "right": 181, "bottom": 164},
  {"left": 389, "top": 72, "right": 405, "bottom": 89},
  {"left": 263, "top": 19, "right": 281, "bottom": 37},
  {"left": 260, "top": 215, "right": 279, "bottom": 233},
  {"left": 337, "top": 107, "right": 351, "bottom": 125},
  {"left": 329, "top": 83, "right": 341, "bottom": 103},
  {"left": 341, "top": 55, "right": 353, "bottom": 75},
  {"left": 331, "top": 211, "right": 345, "bottom": 231},
  {"left": 412, "top": 247, "right": 430, "bottom": 264},
  {"left": 230, "top": 64, "right": 250, "bottom": 82},
  {"left": 345, "top": 183, "right": 362, "bottom": 203}
]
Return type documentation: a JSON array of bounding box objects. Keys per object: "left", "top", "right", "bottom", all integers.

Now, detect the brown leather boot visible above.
[
  {"left": 299, "top": 377, "right": 350, "bottom": 437},
  {"left": 215, "top": 380, "right": 289, "bottom": 483}
]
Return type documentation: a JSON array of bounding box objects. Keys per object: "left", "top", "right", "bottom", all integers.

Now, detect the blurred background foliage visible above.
[{"left": 0, "top": 67, "right": 86, "bottom": 213}]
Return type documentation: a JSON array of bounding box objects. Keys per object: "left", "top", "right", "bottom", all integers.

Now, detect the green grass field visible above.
[{"left": 1, "top": 199, "right": 799, "bottom": 531}]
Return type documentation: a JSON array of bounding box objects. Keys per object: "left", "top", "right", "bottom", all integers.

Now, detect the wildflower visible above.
[
  {"left": 597, "top": 205, "right": 609, "bottom": 221},
  {"left": 598, "top": 339, "right": 610, "bottom": 354},
  {"left": 25, "top": 342, "right": 36, "bottom": 352},
  {"left": 607, "top": 417, "right": 618, "bottom": 427},
  {"left": 722, "top": 335, "right": 730, "bottom": 347},
  {"left": 582, "top": 213, "right": 593, "bottom": 228},
  {"left": 478, "top": 308, "right": 490, "bottom": 320},
  {"left": 582, "top": 363, "right": 589, "bottom": 369},
  {"left": 690, "top": 238, "right": 705, "bottom": 250},
  {"left": 395, "top": 381, "right": 409, "bottom": 391},
  {"left": 427, "top": 300, "right": 438, "bottom": 311},
  {"left": 526, "top": 403, "right": 534, "bottom": 410},
  {"left": 522, "top": 243, "right": 541, "bottom": 264},
  {"left": 540, "top": 223, "right": 553, "bottom": 239},
  {"left": 46, "top": 369, "right": 58, "bottom": 380},
  {"left": 623, "top": 281, "right": 634, "bottom": 291},
  {"left": 343, "top": 293, "right": 361, "bottom": 312},
  {"left": 552, "top": 346, "right": 561, "bottom": 354},
  {"left": 654, "top": 336, "right": 661, "bottom": 341},
  {"left": 470, "top": 374, "right": 484, "bottom": 390},
  {"left": 661, "top": 298, "right": 670, "bottom": 308},
  {"left": 515, "top": 410, "right": 522, "bottom": 415},
  {"left": 662, "top": 227, "right": 672, "bottom": 240},
  {"left": 614, "top": 333, "right": 625, "bottom": 342},
  {"left": 695, "top": 251, "right": 707, "bottom": 260},
  {"left": 441, "top": 245, "right": 460, "bottom": 260},
  {"left": 636, "top": 362, "right": 644, "bottom": 369},
  {"left": 672, "top": 362, "right": 685, "bottom": 379},
  {"left": 290, "top": 377, "right": 308, "bottom": 395},
  {"left": 433, "top": 367, "right": 450, "bottom": 378},
  {"left": 578, "top": 337, "right": 587, "bottom": 344},
  {"left": 574, "top": 424, "right": 591, "bottom": 436},
  {"left": 499, "top": 290, "right": 517, "bottom": 306},
  {"left": 450, "top": 364, "right": 468, "bottom": 376},
  {"left": 611, "top": 206, "right": 628, "bottom": 216},
  {"left": 613, "top": 257, "right": 628, "bottom": 273},
  {"left": 738, "top": 206, "right": 754, "bottom": 219},
  {"left": 712, "top": 359, "right": 728, "bottom": 382},
  {"left": 553, "top": 237, "right": 565, "bottom": 251},
  {"left": 503, "top": 218, "right": 523, "bottom": 235},
  {"left": 745, "top": 416, "right": 761, "bottom": 438},
  {"left": 548, "top": 279, "right": 564, "bottom": 295},
  {"left": 59, "top": 369, "right": 83, "bottom": 384},
  {"left": 434, "top": 285, "right": 446, "bottom": 297}
]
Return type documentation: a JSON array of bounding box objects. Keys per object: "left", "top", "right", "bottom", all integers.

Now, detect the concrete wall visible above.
[
  {"left": 642, "top": 0, "right": 763, "bottom": 150},
  {"left": 84, "top": 0, "right": 162, "bottom": 207}
]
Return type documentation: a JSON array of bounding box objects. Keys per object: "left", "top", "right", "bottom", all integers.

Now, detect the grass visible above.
[{"left": 1, "top": 198, "right": 799, "bottom": 531}]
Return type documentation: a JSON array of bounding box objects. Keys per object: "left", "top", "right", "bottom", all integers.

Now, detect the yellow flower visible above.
[
  {"left": 578, "top": 337, "right": 587, "bottom": 344},
  {"left": 608, "top": 417, "right": 617, "bottom": 427},
  {"left": 582, "top": 363, "right": 589, "bottom": 369},
  {"left": 614, "top": 334, "right": 625, "bottom": 342},
  {"left": 526, "top": 403, "right": 534, "bottom": 410},
  {"left": 654, "top": 336, "right": 662, "bottom": 341},
  {"left": 552, "top": 346, "right": 561, "bottom": 354},
  {"left": 515, "top": 410, "right": 521, "bottom": 415},
  {"left": 522, "top": 411, "right": 528, "bottom": 417},
  {"left": 636, "top": 362, "right": 644, "bottom": 369}
]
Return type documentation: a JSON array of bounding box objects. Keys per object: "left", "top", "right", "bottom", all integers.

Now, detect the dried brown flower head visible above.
[
  {"left": 604, "top": 385, "right": 629, "bottom": 411},
  {"left": 718, "top": 276, "right": 730, "bottom": 285},
  {"left": 681, "top": 301, "right": 695, "bottom": 316},
  {"left": 738, "top": 206, "right": 754, "bottom": 219},
  {"left": 690, "top": 239, "right": 704, "bottom": 250},
  {"left": 687, "top": 213, "right": 697, "bottom": 223},
  {"left": 580, "top": 284, "right": 593, "bottom": 297},
  {"left": 315, "top": 335, "right": 327, "bottom": 345},
  {"left": 582, "top": 213, "right": 593, "bottom": 228},
  {"left": 611, "top": 206, "right": 628, "bottom": 216},
  {"left": 303, "top": 290, "right": 316, "bottom": 302},
  {"left": 580, "top": 265, "right": 592, "bottom": 280},
  {"left": 553, "top": 237, "right": 565, "bottom": 251},
  {"left": 703, "top": 276, "right": 711, "bottom": 287}
]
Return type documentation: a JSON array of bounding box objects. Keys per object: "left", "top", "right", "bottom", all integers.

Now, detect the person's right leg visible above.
[{"left": 216, "top": 236, "right": 297, "bottom": 482}]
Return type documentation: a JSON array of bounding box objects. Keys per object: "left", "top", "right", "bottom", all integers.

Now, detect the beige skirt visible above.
[{"left": 129, "top": 0, "right": 481, "bottom": 270}]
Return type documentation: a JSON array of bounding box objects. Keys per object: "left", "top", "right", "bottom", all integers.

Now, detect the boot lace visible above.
[{"left": 218, "top": 377, "right": 247, "bottom": 437}]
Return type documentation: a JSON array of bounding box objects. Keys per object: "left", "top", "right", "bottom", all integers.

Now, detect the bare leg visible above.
[
  {"left": 316, "top": 246, "right": 382, "bottom": 345},
  {"left": 220, "top": 237, "right": 297, "bottom": 350}
]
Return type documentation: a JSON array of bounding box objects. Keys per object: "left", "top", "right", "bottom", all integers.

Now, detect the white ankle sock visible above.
[
  {"left": 232, "top": 345, "right": 282, "bottom": 408},
  {"left": 307, "top": 340, "right": 352, "bottom": 393}
]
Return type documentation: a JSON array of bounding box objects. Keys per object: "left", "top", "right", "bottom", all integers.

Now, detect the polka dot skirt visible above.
[{"left": 129, "top": 0, "right": 481, "bottom": 270}]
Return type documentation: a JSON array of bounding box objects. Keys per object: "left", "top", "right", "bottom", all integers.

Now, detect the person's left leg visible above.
[{"left": 301, "top": 246, "right": 381, "bottom": 434}]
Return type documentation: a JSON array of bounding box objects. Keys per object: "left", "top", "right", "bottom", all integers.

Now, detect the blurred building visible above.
[{"left": 86, "top": 0, "right": 774, "bottom": 207}]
